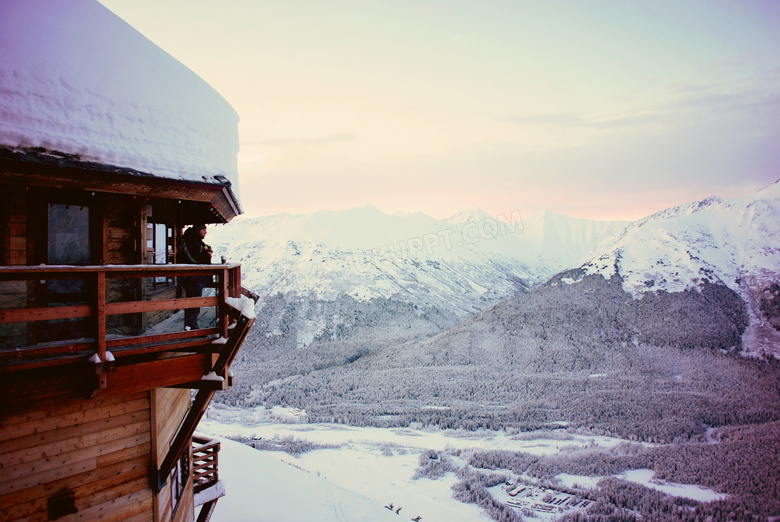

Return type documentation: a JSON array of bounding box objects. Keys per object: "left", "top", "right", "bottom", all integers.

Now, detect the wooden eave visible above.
[{"left": 0, "top": 147, "right": 241, "bottom": 223}]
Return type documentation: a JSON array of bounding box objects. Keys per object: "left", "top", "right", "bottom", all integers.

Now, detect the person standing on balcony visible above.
[{"left": 180, "top": 224, "right": 213, "bottom": 330}]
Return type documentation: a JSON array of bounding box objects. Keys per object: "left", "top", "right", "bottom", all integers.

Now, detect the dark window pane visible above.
[{"left": 48, "top": 204, "right": 90, "bottom": 265}]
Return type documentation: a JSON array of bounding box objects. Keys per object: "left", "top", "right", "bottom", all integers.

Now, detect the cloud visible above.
[
  {"left": 238, "top": 68, "right": 780, "bottom": 221},
  {"left": 506, "top": 111, "right": 665, "bottom": 130},
  {"left": 509, "top": 69, "right": 780, "bottom": 136},
  {"left": 251, "top": 132, "right": 358, "bottom": 146}
]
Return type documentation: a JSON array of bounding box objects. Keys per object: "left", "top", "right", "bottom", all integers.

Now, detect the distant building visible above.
[{"left": 0, "top": 1, "right": 254, "bottom": 521}]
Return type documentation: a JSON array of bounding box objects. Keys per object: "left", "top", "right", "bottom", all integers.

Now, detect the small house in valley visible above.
[{"left": 0, "top": 1, "right": 255, "bottom": 520}]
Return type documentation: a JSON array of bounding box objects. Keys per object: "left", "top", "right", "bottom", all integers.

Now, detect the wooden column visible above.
[
  {"left": 95, "top": 270, "right": 108, "bottom": 392},
  {"left": 219, "top": 267, "right": 228, "bottom": 339}
]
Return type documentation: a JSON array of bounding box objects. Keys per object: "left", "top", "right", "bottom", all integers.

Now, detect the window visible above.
[
  {"left": 49, "top": 203, "right": 90, "bottom": 265},
  {"left": 170, "top": 450, "right": 190, "bottom": 516},
  {"left": 47, "top": 205, "right": 89, "bottom": 310},
  {"left": 34, "top": 203, "right": 92, "bottom": 343},
  {"left": 147, "top": 221, "right": 174, "bottom": 290}
]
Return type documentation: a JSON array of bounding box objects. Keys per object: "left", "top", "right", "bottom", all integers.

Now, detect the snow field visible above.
[
  {"left": 212, "top": 438, "right": 399, "bottom": 522},
  {"left": 200, "top": 407, "right": 729, "bottom": 521}
]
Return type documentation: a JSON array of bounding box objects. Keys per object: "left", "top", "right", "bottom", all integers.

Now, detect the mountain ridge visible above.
[
  {"left": 208, "top": 206, "right": 625, "bottom": 314},
  {"left": 210, "top": 186, "right": 780, "bottom": 355},
  {"left": 576, "top": 180, "right": 780, "bottom": 355}
]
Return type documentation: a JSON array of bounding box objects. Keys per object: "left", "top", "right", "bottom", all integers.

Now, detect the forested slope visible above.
[{"left": 223, "top": 273, "right": 779, "bottom": 444}]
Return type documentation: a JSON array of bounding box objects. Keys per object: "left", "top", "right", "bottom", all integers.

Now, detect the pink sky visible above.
[{"left": 98, "top": 0, "right": 780, "bottom": 221}]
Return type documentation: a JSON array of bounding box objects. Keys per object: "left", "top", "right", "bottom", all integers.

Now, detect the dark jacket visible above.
[{"left": 181, "top": 228, "right": 212, "bottom": 265}]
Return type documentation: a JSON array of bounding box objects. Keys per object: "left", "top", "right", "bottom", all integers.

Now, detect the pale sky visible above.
[{"left": 97, "top": 0, "right": 780, "bottom": 221}]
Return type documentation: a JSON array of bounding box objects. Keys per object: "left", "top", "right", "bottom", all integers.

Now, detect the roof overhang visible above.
[{"left": 0, "top": 147, "right": 241, "bottom": 224}]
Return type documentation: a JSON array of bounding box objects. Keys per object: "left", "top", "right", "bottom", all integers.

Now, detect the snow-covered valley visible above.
[{"left": 200, "top": 407, "right": 738, "bottom": 522}]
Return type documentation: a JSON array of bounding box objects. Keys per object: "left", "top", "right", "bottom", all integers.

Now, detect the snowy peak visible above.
[
  {"left": 215, "top": 206, "right": 443, "bottom": 251},
  {"left": 581, "top": 182, "right": 780, "bottom": 294},
  {"left": 496, "top": 209, "right": 628, "bottom": 280},
  {"left": 208, "top": 206, "right": 534, "bottom": 317},
  {"left": 447, "top": 207, "right": 495, "bottom": 225},
  {"left": 207, "top": 205, "right": 630, "bottom": 325}
]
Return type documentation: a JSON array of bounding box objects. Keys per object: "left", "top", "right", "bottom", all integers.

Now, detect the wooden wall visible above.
[
  {"left": 0, "top": 186, "right": 29, "bottom": 347},
  {"left": 3, "top": 186, "right": 28, "bottom": 267},
  {"left": 0, "top": 392, "right": 154, "bottom": 521},
  {"left": 151, "top": 387, "right": 194, "bottom": 522},
  {"left": 106, "top": 195, "right": 140, "bottom": 266}
]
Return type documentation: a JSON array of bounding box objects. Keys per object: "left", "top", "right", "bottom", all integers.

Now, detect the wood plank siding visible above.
[
  {"left": 0, "top": 388, "right": 197, "bottom": 522},
  {"left": 0, "top": 392, "right": 155, "bottom": 521},
  {"left": 152, "top": 388, "right": 195, "bottom": 522}
]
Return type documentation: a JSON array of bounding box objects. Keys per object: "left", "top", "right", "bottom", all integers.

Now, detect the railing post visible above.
[
  {"left": 95, "top": 270, "right": 107, "bottom": 390},
  {"left": 213, "top": 446, "right": 219, "bottom": 483},
  {"left": 230, "top": 265, "right": 241, "bottom": 298},
  {"left": 219, "top": 267, "right": 228, "bottom": 339}
]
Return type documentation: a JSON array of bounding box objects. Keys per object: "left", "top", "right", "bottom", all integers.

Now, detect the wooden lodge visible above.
[{"left": 0, "top": 2, "right": 256, "bottom": 521}]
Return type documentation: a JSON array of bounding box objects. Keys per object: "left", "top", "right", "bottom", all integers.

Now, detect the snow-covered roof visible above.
[{"left": 0, "top": 0, "right": 241, "bottom": 205}]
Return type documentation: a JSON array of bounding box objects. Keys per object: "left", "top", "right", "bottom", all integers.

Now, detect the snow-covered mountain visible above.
[
  {"left": 506, "top": 208, "right": 628, "bottom": 279},
  {"left": 207, "top": 205, "right": 624, "bottom": 349},
  {"left": 576, "top": 180, "right": 780, "bottom": 355},
  {"left": 233, "top": 183, "right": 780, "bottom": 438},
  {"left": 210, "top": 183, "right": 780, "bottom": 357},
  {"left": 209, "top": 205, "right": 623, "bottom": 314}
]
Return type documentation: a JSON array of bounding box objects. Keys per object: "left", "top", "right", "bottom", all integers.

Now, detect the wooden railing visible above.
[
  {"left": 192, "top": 435, "right": 221, "bottom": 493},
  {"left": 0, "top": 264, "right": 244, "bottom": 372}
]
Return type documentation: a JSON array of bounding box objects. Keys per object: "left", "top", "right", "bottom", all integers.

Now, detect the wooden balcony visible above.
[
  {"left": 192, "top": 436, "right": 225, "bottom": 522},
  {"left": 192, "top": 435, "right": 221, "bottom": 493},
  {"left": 0, "top": 264, "right": 256, "bottom": 417}
]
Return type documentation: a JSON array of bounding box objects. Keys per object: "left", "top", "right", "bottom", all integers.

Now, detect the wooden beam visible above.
[
  {"left": 0, "top": 263, "right": 239, "bottom": 279},
  {"left": 102, "top": 354, "right": 208, "bottom": 398},
  {"left": 0, "top": 304, "right": 91, "bottom": 324},
  {"left": 0, "top": 340, "right": 92, "bottom": 362},
  {"left": 95, "top": 271, "right": 106, "bottom": 364},
  {"left": 111, "top": 337, "right": 218, "bottom": 358},
  {"left": 219, "top": 268, "right": 229, "bottom": 339},
  {"left": 106, "top": 296, "right": 217, "bottom": 315},
  {"left": 196, "top": 499, "right": 218, "bottom": 522},
  {"left": 0, "top": 355, "right": 94, "bottom": 374},
  {"left": 166, "top": 378, "right": 226, "bottom": 391},
  {"left": 0, "top": 353, "right": 210, "bottom": 417},
  {"left": 136, "top": 312, "right": 247, "bottom": 459},
  {"left": 100, "top": 193, "right": 109, "bottom": 265},
  {"left": 213, "top": 315, "right": 254, "bottom": 378},
  {"left": 231, "top": 266, "right": 242, "bottom": 297},
  {"left": 1, "top": 165, "right": 223, "bottom": 204},
  {"left": 106, "top": 328, "right": 219, "bottom": 349}
]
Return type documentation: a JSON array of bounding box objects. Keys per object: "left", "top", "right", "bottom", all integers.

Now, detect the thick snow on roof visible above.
[{"left": 0, "top": 0, "right": 240, "bottom": 195}]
